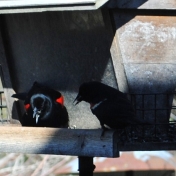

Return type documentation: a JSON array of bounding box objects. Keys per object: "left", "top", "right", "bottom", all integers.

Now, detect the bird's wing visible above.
[{"left": 91, "top": 99, "right": 136, "bottom": 125}]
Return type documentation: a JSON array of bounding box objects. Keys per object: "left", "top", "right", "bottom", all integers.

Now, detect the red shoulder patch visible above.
[
  {"left": 24, "top": 103, "right": 30, "bottom": 110},
  {"left": 56, "top": 95, "right": 64, "bottom": 106}
]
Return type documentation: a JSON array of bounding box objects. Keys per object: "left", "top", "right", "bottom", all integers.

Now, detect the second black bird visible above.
[{"left": 74, "top": 81, "right": 143, "bottom": 130}]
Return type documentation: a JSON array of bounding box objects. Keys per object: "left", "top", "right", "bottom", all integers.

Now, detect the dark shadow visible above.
[
  {"left": 92, "top": 170, "right": 174, "bottom": 176},
  {"left": 0, "top": 11, "right": 114, "bottom": 92},
  {"left": 104, "top": 0, "right": 148, "bottom": 9}
]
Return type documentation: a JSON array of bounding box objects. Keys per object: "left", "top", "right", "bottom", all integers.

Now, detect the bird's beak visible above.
[
  {"left": 73, "top": 94, "right": 82, "bottom": 105},
  {"left": 33, "top": 107, "right": 41, "bottom": 124}
]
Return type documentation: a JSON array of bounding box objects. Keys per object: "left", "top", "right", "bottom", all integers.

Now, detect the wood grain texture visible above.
[
  {"left": 0, "top": 26, "right": 20, "bottom": 124},
  {"left": 0, "top": 7, "right": 96, "bottom": 15},
  {"left": 0, "top": 0, "right": 96, "bottom": 7},
  {"left": 116, "top": 15, "right": 176, "bottom": 64},
  {"left": 0, "top": 0, "right": 109, "bottom": 14},
  {"left": 110, "top": 36, "right": 129, "bottom": 93},
  {"left": 0, "top": 127, "right": 119, "bottom": 157},
  {"left": 111, "top": 12, "right": 176, "bottom": 94}
]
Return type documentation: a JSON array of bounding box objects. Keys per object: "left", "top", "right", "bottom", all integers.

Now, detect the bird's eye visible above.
[{"left": 24, "top": 104, "right": 30, "bottom": 110}]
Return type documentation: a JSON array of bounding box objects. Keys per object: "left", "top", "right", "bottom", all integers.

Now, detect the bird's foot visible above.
[{"left": 68, "top": 125, "right": 76, "bottom": 129}]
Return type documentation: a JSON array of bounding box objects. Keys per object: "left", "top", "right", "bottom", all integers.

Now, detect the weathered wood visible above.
[
  {"left": 96, "top": 0, "right": 109, "bottom": 8},
  {"left": 1, "top": 126, "right": 176, "bottom": 153},
  {"left": 0, "top": 0, "right": 96, "bottom": 7},
  {"left": 110, "top": 36, "right": 129, "bottom": 93},
  {"left": 0, "top": 127, "right": 119, "bottom": 157},
  {"left": 0, "top": 0, "right": 109, "bottom": 14},
  {"left": 110, "top": 11, "right": 176, "bottom": 125},
  {"left": 1, "top": 0, "right": 176, "bottom": 10},
  {"left": 111, "top": 11, "right": 176, "bottom": 94},
  {"left": 0, "top": 23, "right": 20, "bottom": 125},
  {"left": 0, "top": 7, "right": 96, "bottom": 14},
  {"left": 115, "top": 15, "right": 176, "bottom": 64},
  {"left": 106, "top": 0, "right": 176, "bottom": 9}
]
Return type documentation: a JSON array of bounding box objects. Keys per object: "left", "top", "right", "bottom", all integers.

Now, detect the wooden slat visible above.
[
  {"left": 0, "top": 0, "right": 96, "bottom": 7},
  {"left": 110, "top": 36, "right": 130, "bottom": 93},
  {"left": 0, "top": 0, "right": 109, "bottom": 14},
  {"left": 0, "top": 23, "right": 20, "bottom": 125},
  {"left": 0, "top": 127, "right": 119, "bottom": 157},
  {"left": 1, "top": 0, "right": 176, "bottom": 10},
  {"left": 115, "top": 15, "right": 176, "bottom": 64},
  {"left": 1, "top": 126, "right": 176, "bottom": 153},
  {"left": 0, "top": 6, "right": 97, "bottom": 14}
]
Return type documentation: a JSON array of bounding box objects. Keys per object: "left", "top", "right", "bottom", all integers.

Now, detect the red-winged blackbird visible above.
[
  {"left": 74, "top": 81, "right": 144, "bottom": 130},
  {"left": 12, "top": 82, "right": 69, "bottom": 128}
]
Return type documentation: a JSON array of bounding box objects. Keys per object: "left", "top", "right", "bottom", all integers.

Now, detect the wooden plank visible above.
[
  {"left": 106, "top": 0, "right": 176, "bottom": 9},
  {"left": 0, "top": 6, "right": 97, "bottom": 14},
  {"left": 111, "top": 12, "right": 176, "bottom": 94},
  {"left": 0, "top": 0, "right": 109, "bottom": 14},
  {"left": 0, "top": 126, "right": 176, "bottom": 153},
  {"left": 1, "top": 0, "right": 176, "bottom": 10},
  {"left": 0, "top": 0, "right": 96, "bottom": 7},
  {"left": 0, "top": 127, "right": 119, "bottom": 157},
  {"left": 96, "top": 0, "right": 109, "bottom": 8},
  {"left": 110, "top": 36, "right": 129, "bottom": 93},
  {"left": 0, "top": 0, "right": 176, "bottom": 13},
  {"left": 0, "top": 24, "right": 20, "bottom": 125},
  {"left": 115, "top": 15, "right": 176, "bottom": 64}
]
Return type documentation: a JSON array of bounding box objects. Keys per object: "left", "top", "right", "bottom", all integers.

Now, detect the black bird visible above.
[
  {"left": 12, "top": 82, "right": 69, "bottom": 128},
  {"left": 74, "top": 81, "right": 144, "bottom": 131}
]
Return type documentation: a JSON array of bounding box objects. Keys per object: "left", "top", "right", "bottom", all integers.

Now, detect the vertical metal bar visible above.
[
  {"left": 126, "top": 170, "right": 134, "bottom": 176},
  {"left": 78, "top": 157, "right": 95, "bottom": 176},
  {"left": 166, "top": 93, "right": 169, "bottom": 120},
  {"left": 154, "top": 94, "right": 157, "bottom": 137},
  {"left": 166, "top": 93, "right": 170, "bottom": 137},
  {"left": 0, "top": 93, "right": 2, "bottom": 113},
  {"left": 0, "top": 92, "right": 2, "bottom": 123},
  {"left": 132, "top": 94, "right": 136, "bottom": 138},
  {"left": 133, "top": 94, "right": 136, "bottom": 114},
  {"left": 142, "top": 94, "right": 145, "bottom": 138},
  {"left": 142, "top": 94, "right": 144, "bottom": 119}
]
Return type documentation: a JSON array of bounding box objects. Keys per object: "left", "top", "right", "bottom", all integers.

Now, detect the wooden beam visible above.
[
  {"left": 0, "top": 0, "right": 96, "bottom": 7},
  {"left": 0, "top": 7, "right": 96, "bottom": 14},
  {"left": 0, "top": 127, "right": 119, "bottom": 157},
  {"left": 0, "top": 0, "right": 109, "bottom": 14},
  {"left": 0, "top": 126, "right": 176, "bottom": 153}
]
